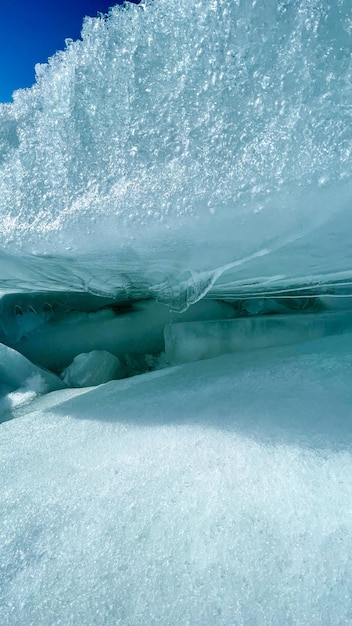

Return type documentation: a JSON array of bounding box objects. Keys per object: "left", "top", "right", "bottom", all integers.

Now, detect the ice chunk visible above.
[
  {"left": 62, "top": 350, "right": 124, "bottom": 388},
  {"left": 164, "top": 310, "right": 352, "bottom": 365},
  {"left": 0, "top": 343, "right": 65, "bottom": 393}
]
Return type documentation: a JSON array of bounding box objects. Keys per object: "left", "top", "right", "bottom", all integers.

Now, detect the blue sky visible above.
[{"left": 0, "top": 1, "right": 140, "bottom": 102}]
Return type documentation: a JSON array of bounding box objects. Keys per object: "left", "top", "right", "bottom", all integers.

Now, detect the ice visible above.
[
  {"left": 1, "top": 334, "right": 352, "bottom": 625},
  {"left": 1, "top": 0, "right": 352, "bottom": 623},
  {"left": 0, "top": 1, "right": 352, "bottom": 305},
  {"left": 0, "top": 342, "right": 65, "bottom": 419},
  {"left": 5, "top": 298, "right": 235, "bottom": 371},
  {"left": 0, "top": 342, "right": 64, "bottom": 395},
  {"left": 62, "top": 350, "right": 124, "bottom": 387},
  {"left": 0, "top": 290, "right": 116, "bottom": 343},
  {"left": 164, "top": 310, "right": 352, "bottom": 365}
]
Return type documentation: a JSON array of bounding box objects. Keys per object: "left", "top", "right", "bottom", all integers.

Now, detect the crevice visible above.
[{"left": 1, "top": 290, "right": 352, "bottom": 395}]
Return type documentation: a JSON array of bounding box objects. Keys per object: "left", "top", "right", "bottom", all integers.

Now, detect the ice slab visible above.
[
  {"left": 1, "top": 334, "right": 352, "bottom": 624},
  {"left": 165, "top": 310, "right": 352, "bottom": 364}
]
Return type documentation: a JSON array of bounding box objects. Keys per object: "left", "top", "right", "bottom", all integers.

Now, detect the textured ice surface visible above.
[
  {"left": 0, "top": 0, "right": 352, "bottom": 306},
  {"left": 1, "top": 334, "right": 352, "bottom": 625}
]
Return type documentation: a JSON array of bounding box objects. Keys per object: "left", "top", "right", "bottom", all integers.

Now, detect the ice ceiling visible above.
[{"left": 0, "top": 0, "right": 351, "bottom": 308}]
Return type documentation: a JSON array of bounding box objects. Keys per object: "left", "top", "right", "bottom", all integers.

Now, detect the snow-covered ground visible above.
[{"left": 1, "top": 333, "right": 352, "bottom": 625}]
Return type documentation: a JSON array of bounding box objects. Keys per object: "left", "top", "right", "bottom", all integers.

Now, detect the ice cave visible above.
[{"left": 1, "top": 0, "right": 352, "bottom": 624}]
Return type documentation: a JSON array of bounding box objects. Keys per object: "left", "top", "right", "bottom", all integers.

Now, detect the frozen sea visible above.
[{"left": 1, "top": 0, "right": 352, "bottom": 624}]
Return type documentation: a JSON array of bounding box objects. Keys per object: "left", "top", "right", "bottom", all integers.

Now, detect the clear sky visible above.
[{"left": 0, "top": 0, "right": 140, "bottom": 103}]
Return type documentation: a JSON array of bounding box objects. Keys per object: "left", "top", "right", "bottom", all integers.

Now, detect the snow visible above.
[{"left": 1, "top": 334, "right": 352, "bottom": 625}]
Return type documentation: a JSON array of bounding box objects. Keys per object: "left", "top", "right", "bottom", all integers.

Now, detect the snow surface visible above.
[{"left": 1, "top": 334, "right": 352, "bottom": 625}]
